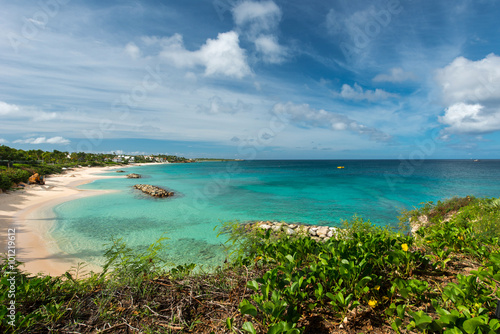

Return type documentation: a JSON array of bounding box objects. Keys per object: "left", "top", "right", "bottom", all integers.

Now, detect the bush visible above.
[
  {"left": 4, "top": 168, "right": 31, "bottom": 184},
  {"left": 0, "top": 169, "right": 31, "bottom": 189},
  {"left": 0, "top": 173, "right": 12, "bottom": 190},
  {"left": 32, "top": 164, "right": 63, "bottom": 175}
]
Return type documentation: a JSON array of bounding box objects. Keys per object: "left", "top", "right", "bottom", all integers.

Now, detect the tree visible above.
[{"left": 0, "top": 145, "right": 26, "bottom": 167}]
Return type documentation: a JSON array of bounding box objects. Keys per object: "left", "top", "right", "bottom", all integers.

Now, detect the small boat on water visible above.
[
  {"left": 474, "top": 159, "right": 479, "bottom": 162},
  {"left": 337, "top": 166, "right": 344, "bottom": 169}
]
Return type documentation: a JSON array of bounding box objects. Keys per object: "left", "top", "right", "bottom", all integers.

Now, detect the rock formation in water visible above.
[{"left": 133, "top": 184, "right": 174, "bottom": 197}]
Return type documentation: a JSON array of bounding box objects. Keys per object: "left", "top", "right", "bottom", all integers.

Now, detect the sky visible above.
[{"left": 1, "top": 0, "right": 500, "bottom": 159}]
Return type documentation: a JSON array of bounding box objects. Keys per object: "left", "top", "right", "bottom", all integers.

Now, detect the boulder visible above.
[
  {"left": 133, "top": 184, "right": 174, "bottom": 198},
  {"left": 127, "top": 173, "right": 141, "bottom": 179}
]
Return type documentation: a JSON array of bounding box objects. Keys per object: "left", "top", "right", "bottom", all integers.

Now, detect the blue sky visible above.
[{"left": 1, "top": 0, "right": 500, "bottom": 159}]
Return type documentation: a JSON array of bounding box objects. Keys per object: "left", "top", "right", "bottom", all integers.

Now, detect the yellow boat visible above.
[{"left": 337, "top": 166, "right": 344, "bottom": 169}]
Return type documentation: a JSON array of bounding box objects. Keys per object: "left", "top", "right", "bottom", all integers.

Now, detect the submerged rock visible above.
[
  {"left": 127, "top": 173, "right": 141, "bottom": 179},
  {"left": 133, "top": 184, "right": 174, "bottom": 198}
]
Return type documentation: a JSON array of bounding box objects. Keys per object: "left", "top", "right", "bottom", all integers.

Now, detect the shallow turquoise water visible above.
[{"left": 51, "top": 160, "right": 500, "bottom": 269}]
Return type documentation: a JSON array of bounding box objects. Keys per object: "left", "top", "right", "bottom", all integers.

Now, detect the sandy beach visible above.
[{"left": 0, "top": 164, "right": 151, "bottom": 276}]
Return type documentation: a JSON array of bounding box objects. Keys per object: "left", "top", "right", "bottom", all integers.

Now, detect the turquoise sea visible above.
[{"left": 51, "top": 160, "right": 500, "bottom": 269}]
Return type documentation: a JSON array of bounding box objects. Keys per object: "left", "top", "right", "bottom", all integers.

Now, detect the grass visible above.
[{"left": 1, "top": 196, "right": 500, "bottom": 333}]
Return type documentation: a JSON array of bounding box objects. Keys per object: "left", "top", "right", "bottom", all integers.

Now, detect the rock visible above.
[
  {"left": 271, "top": 225, "right": 282, "bottom": 232},
  {"left": 410, "top": 215, "right": 428, "bottom": 235},
  {"left": 245, "top": 220, "right": 345, "bottom": 243},
  {"left": 116, "top": 170, "right": 126, "bottom": 173},
  {"left": 127, "top": 173, "right": 141, "bottom": 179},
  {"left": 317, "top": 226, "right": 329, "bottom": 238},
  {"left": 133, "top": 184, "right": 174, "bottom": 198}
]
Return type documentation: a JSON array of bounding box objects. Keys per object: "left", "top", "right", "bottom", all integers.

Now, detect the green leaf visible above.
[
  {"left": 263, "top": 301, "right": 275, "bottom": 314},
  {"left": 286, "top": 329, "right": 301, "bottom": 334},
  {"left": 443, "top": 327, "right": 464, "bottom": 334},
  {"left": 463, "top": 317, "right": 485, "bottom": 334},
  {"left": 438, "top": 314, "right": 459, "bottom": 326},
  {"left": 391, "top": 318, "right": 403, "bottom": 333},
  {"left": 242, "top": 321, "right": 257, "bottom": 334},
  {"left": 489, "top": 318, "right": 500, "bottom": 330},
  {"left": 290, "top": 281, "right": 299, "bottom": 294},
  {"left": 240, "top": 303, "right": 258, "bottom": 317},
  {"left": 226, "top": 318, "right": 234, "bottom": 330},
  {"left": 247, "top": 280, "right": 259, "bottom": 292},
  {"left": 411, "top": 311, "right": 433, "bottom": 330},
  {"left": 268, "top": 322, "right": 284, "bottom": 334},
  {"left": 285, "top": 254, "right": 294, "bottom": 263},
  {"left": 325, "top": 292, "right": 335, "bottom": 300}
]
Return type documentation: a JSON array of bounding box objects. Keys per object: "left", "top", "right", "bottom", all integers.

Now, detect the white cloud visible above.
[
  {"left": 436, "top": 54, "right": 500, "bottom": 134},
  {"left": 439, "top": 103, "right": 500, "bottom": 134},
  {"left": 199, "top": 32, "right": 252, "bottom": 78},
  {"left": 125, "top": 42, "right": 141, "bottom": 59},
  {"left": 232, "top": 1, "right": 281, "bottom": 33},
  {"left": 254, "top": 35, "right": 287, "bottom": 64},
  {"left": 373, "top": 67, "right": 417, "bottom": 82},
  {"left": 0, "top": 138, "right": 8, "bottom": 144},
  {"left": 436, "top": 53, "right": 500, "bottom": 105},
  {"left": 159, "top": 31, "right": 251, "bottom": 79},
  {"left": 232, "top": 1, "right": 287, "bottom": 64},
  {"left": 197, "top": 96, "right": 252, "bottom": 114},
  {"left": 0, "top": 101, "right": 20, "bottom": 115},
  {"left": 13, "top": 136, "right": 70, "bottom": 145},
  {"left": 32, "top": 112, "right": 58, "bottom": 122},
  {"left": 333, "top": 83, "right": 398, "bottom": 101},
  {"left": 272, "top": 102, "right": 391, "bottom": 142}
]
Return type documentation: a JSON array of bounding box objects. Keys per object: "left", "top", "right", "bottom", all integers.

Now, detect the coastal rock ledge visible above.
[
  {"left": 248, "top": 221, "right": 340, "bottom": 242},
  {"left": 133, "top": 184, "right": 174, "bottom": 198},
  {"left": 127, "top": 173, "right": 141, "bottom": 179}
]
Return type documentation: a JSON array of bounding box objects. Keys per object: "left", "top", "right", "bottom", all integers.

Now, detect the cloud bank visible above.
[
  {"left": 436, "top": 54, "right": 500, "bottom": 134},
  {"left": 333, "top": 83, "right": 398, "bottom": 101},
  {"left": 13, "top": 136, "right": 70, "bottom": 145},
  {"left": 273, "top": 102, "right": 392, "bottom": 142}
]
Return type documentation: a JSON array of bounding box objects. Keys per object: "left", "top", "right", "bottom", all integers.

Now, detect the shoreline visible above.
[{"left": 0, "top": 163, "right": 161, "bottom": 276}]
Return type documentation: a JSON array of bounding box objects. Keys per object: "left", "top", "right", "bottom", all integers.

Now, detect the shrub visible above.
[
  {"left": 0, "top": 173, "right": 12, "bottom": 190},
  {"left": 4, "top": 168, "right": 31, "bottom": 184}
]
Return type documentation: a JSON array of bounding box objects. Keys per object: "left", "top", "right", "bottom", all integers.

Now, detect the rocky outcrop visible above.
[
  {"left": 248, "top": 221, "right": 340, "bottom": 242},
  {"left": 133, "top": 184, "right": 174, "bottom": 198},
  {"left": 116, "top": 170, "right": 126, "bottom": 173},
  {"left": 127, "top": 173, "right": 141, "bottom": 179}
]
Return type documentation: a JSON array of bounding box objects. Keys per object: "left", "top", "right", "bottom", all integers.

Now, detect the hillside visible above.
[{"left": 1, "top": 196, "right": 500, "bottom": 333}]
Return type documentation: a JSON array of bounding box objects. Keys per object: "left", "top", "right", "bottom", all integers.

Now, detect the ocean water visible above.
[{"left": 50, "top": 160, "right": 500, "bottom": 269}]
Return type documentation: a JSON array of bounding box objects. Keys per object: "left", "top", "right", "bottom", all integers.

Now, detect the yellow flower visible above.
[
  {"left": 374, "top": 285, "right": 380, "bottom": 291},
  {"left": 368, "top": 299, "right": 378, "bottom": 308},
  {"left": 401, "top": 244, "right": 409, "bottom": 252},
  {"left": 458, "top": 236, "right": 464, "bottom": 240}
]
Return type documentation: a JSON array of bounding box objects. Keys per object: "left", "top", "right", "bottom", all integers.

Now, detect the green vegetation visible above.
[
  {"left": 0, "top": 145, "right": 191, "bottom": 190},
  {"left": 1, "top": 196, "right": 500, "bottom": 333}
]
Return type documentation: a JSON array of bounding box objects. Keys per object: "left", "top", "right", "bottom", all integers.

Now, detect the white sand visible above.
[{"left": 0, "top": 164, "right": 154, "bottom": 276}]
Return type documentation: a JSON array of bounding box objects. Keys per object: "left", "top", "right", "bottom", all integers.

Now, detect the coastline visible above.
[{"left": 0, "top": 163, "right": 159, "bottom": 276}]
